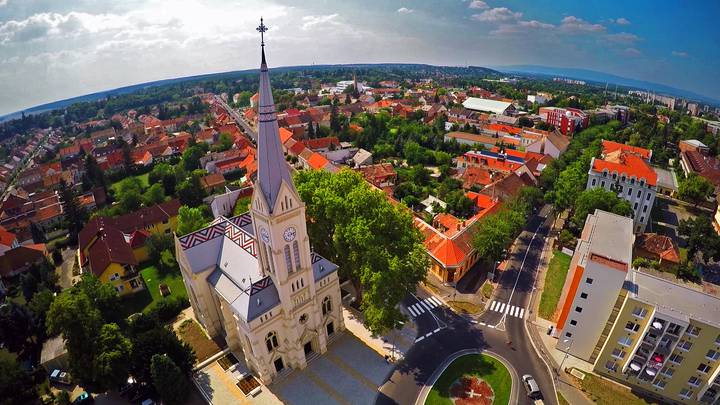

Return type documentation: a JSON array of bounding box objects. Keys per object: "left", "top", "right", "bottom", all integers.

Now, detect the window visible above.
[
  {"left": 322, "top": 296, "right": 332, "bottom": 316},
  {"left": 660, "top": 366, "right": 674, "bottom": 377},
  {"left": 688, "top": 326, "right": 702, "bottom": 337},
  {"left": 592, "top": 179, "right": 596, "bottom": 186},
  {"left": 640, "top": 180, "right": 645, "bottom": 187},
  {"left": 580, "top": 292, "right": 588, "bottom": 299},
  {"left": 698, "top": 363, "right": 711, "bottom": 374},
  {"left": 646, "top": 193, "right": 651, "bottom": 201},
  {"left": 679, "top": 388, "right": 693, "bottom": 399},
  {"left": 611, "top": 348, "right": 626, "bottom": 359},
  {"left": 715, "top": 334, "right": 720, "bottom": 345},
  {"left": 637, "top": 189, "right": 642, "bottom": 198},
  {"left": 284, "top": 245, "right": 293, "bottom": 273},
  {"left": 617, "top": 185, "right": 623, "bottom": 193},
  {"left": 110, "top": 272, "right": 120, "bottom": 281},
  {"left": 618, "top": 336, "right": 633, "bottom": 347},
  {"left": 115, "top": 285, "right": 124, "bottom": 293},
  {"left": 630, "top": 178, "right": 635, "bottom": 185},
  {"left": 643, "top": 205, "right": 648, "bottom": 213},
  {"left": 299, "top": 313, "right": 308, "bottom": 324},
  {"left": 632, "top": 306, "right": 648, "bottom": 318},
  {"left": 565, "top": 332, "right": 572, "bottom": 338},
  {"left": 669, "top": 353, "right": 684, "bottom": 364},
  {"left": 586, "top": 277, "right": 594, "bottom": 284},
  {"left": 601, "top": 181, "right": 606, "bottom": 188},
  {"left": 688, "top": 376, "right": 701, "bottom": 387},
  {"left": 266, "top": 331, "right": 279, "bottom": 352},
  {"left": 621, "top": 175, "right": 626, "bottom": 182},
  {"left": 603, "top": 170, "right": 608, "bottom": 177},
  {"left": 292, "top": 241, "right": 301, "bottom": 271},
  {"left": 653, "top": 379, "right": 666, "bottom": 389},
  {"left": 667, "top": 323, "right": 682, "bottom": 335},
  {"left": 613, "top": 173, "right": 617, "bottom": 180},
  {"left": 634, "top": 202, "right": 639, "bottom": 210},
  {"left": 678, "top": 340, "right": 693, "bottom": 351},
  {"left": 575, "top": 306, "right": 583, "bottom": 313},
  {"left": 604, "top": 360, "right": 618, "bottom": 372},
  {"left": 625, "top": 322, "right": 640, "bottom": 332},
  {"left": 570, "top": 320, "right": 578, "bottom": 326},
  {"left": 628, "top": 188, "right": 632, "bottom": 195},
  {"left": 640, "top": 216, "right": 645, "bottom": 223}
]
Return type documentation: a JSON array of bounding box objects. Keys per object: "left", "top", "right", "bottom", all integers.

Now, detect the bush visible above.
[
  {"left": 159, "top": 249, "right": 178, "bottom": 272},
  {"left": 632, "top": 257, "right": 651, "bottom": 268},
  {"left": 148, "top": 296, "right": 190, "bottom": 322},
  {"left": 559, "top": 230, "right": 575, "bottom": 248}
]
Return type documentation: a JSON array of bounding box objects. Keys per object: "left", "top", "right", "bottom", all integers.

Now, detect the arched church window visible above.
[
  {"left": 322, "top": 296, "right": 332, "bottom": 316},
  {"left": 293, "top": 241, "right": 301, "bottom": 271},
  {"left": 284, "top": 245, "right": 293, "bottom": 273},
  {"left": 266, "top": 331, "right": 279, "bottom": 352}
]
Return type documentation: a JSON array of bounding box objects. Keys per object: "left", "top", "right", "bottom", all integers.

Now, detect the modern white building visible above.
[
  {"left": 462, "top": 97, "right": 515, "bottom": 115},
  {"left": 555, "top": 209, "right": 635, "bottom": 360},
  {"left": 586, "top": 140, "right": 657, "bottom": 233},
  {"left": 176, "top": 28, "right": 345, "bottom": 384}
]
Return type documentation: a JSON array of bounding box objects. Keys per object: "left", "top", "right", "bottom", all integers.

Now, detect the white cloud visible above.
[
  {"left": 491, "top": 19, "right": 554, "bottom": 36},
  {"left": 559, "top": 16, "right": 605, "bottom": 33},
  {"left": 614, "top": 17, "right": 631, "bottom": 25},
  {"left": 623, "top": 47, "right": 641, "bottom": 56},
  {"left": 0, "top": 0, "right": 8, "bottom": 6},
  {"left": 471, "top": 7, "right": 522, "bottom": 22},
  {"left": 605, "top": 32, "right": 640, "bottom": 43},
  {"left": 672, "top": 50, "right": 688, "bottom": 57},
  {"left": 301, "top": 14, "right": 340, "bottom": 30},
  {"left": 468, "top": 1, "right": 488, "bottom": 9},
  {"left": 397, "top": 7, "right": 413, "bottom": 14}
]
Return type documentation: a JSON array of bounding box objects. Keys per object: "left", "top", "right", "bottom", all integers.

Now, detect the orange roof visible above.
[
  {"left": 487, "top": 123, "right": 522, "bottom": 135},
  {"left": 592, "top": 153, "right": 657, "bottom": 186},
  {"left": 0, "top": 226, "right": 16, "bottom": 247},
  {"left": 279, "top": 127, "right": 293, "bottom": 144},
  {"left": 307, "top": 153, "right": 329, "bottom": 170},
  {"left": 430, "top": 238, "right": 465, "bottom": 267},
  {"left": 466, "top": 191, "right": 496, "bottom": 210},
  {"left": 602, "top": 140, "right": 651, "bottom": 160}
]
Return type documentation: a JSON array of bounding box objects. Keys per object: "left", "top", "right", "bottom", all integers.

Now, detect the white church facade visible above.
[{"left": 175, "top": 20, "right": 345, "bottom": 384}]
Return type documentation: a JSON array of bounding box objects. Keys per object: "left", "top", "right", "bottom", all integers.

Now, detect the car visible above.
[
  {"left": 49, "top": 369, "right": 72, "bottom": 385},
  {"left": 73, "top": 391, "right": 93, "bottom": 404},
  {"left": 522, "top": 374, "right": 542, "bottom": 399}
]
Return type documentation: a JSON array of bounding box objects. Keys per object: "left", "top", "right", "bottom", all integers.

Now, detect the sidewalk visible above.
[
  {"left": 524, "top": 236, "right": 594, "bottom": 405},
  {"left": 342, "top": 307, "right": 416, "bottom": 362}
]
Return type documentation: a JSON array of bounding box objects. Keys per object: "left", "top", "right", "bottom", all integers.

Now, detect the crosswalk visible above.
[
  {"left": 406, "top": 296, "right": 444, "bottom": 318},
  {"left": 489, "top": 300, "right": 525, "bottom": 319}
]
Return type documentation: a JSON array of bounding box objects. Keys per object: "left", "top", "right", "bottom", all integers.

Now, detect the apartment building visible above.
[
  {"left": 555, "top": 209, "right": 635, "bottom": 360},
  {"left": 538, "top": 106, "right": 589, "bottom": 135},
  {"left": 586, "top": 140, "right": 657, "bottom": 233},
  {"left": 555, "top": 209, "right": 720, "bottom": 404}
]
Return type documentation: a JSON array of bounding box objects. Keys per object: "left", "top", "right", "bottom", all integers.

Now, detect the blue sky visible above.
[{"left": 0, "top": 0, "right": 717, "bottom": 115}]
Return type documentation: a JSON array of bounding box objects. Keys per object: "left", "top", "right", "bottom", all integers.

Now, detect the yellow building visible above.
[
  {"left": 593, "top": 270, "right": 720, "bottom": 404},
  {"left": 77, "top": 199, "right": 180, "bottom": 295}
]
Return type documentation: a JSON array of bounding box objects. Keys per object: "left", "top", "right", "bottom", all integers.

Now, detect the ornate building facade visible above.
[{"left": 175, "top": 21, "right": 345, "bottom": 384}]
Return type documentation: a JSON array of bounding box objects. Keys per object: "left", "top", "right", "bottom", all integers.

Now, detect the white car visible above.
[
  {"left": 50, "top": 369, "right": 72, "bottom": 385},
  {"left": 522, "top": 374, "right": 542, "bottom": 399}
]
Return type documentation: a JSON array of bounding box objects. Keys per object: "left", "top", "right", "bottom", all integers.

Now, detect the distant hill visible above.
[
  {"left": 0, "top": 63, "right": 501, "bottom": 122},
  {"left": 492, "top": 64, "right": 720, "bottom": 106}
]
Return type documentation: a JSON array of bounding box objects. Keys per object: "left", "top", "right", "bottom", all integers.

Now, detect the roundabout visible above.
[{"left": 419, "top": 350, "right": 517, "bottom": 405}]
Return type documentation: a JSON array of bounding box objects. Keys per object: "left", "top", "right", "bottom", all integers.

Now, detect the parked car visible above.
[
  {"left": 49, "top": 369, "right": 72, "bottom": 385},
  {"left": 73, "top": 391, "right": 93, "bottom": 404},
  {"left": 522, "top": 374, "right": 542, "bottom": 399}
]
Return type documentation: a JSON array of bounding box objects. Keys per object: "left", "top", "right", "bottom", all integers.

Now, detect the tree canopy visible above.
[
  {"left": 294, "top": 169, "right": 428, "bottom": 334},
  {"left": 677, "top": 173, "right": 714, "bottom": 206},
  {"left": 570, "top": 188, "right": 633, "bottom": 229},
  {"left": 177, "top": 205, "right": 209, "bottom": 236}
]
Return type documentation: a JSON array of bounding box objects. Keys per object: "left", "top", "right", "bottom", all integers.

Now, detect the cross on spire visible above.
[{"left": 257, "top": 17, "right": 268, "bottom": 47}]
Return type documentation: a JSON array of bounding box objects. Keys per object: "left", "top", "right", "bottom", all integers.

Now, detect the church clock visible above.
[{"left": 283, "top": 226, "right": 297, "bottom": 242}]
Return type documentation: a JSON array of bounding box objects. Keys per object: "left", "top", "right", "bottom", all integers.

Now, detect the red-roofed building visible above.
[
  {"left": 356, "top": 163, "right": 397, "bottom": 189},
  {"left": 304, "top": 136, "right": 341, "bottom": 153},
  {"left": 306, "top": 152, "right": 330, "bottom": 171},
  {"left": 539, "top": 106, "right": 588, "bottom": 135},
  {"left": 587, "top": 142, "right": 656, "bottom": 233},
  {"left": 634, "top": 233, "right": 680, "bottom": 269}
]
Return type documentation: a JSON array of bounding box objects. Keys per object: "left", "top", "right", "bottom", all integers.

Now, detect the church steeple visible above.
[{"left": 255, "top": 18, "right": 296, "bottom": 213}]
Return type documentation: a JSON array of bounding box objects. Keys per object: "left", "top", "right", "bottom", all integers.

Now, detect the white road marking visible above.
[
  {"left": 498, "top": 303, "right": 506, "bottom": 313},
  {"left": 428, "top": 296, "right": 443, "bottom": 307},
  {"left": 407, "top": 306, "right": 418, "bottom": 317},
  {"left": 487, "top": 325, "right": 495, "bottom": 329},
  {"left": 415, "top": 335, "right": 425, "bottom": 342},
  {"left": 513, "top": 306, "right": 520, "bottom": 317},
  {"left": 433, "top": 328, "right": 441, "bottom": 333},
  {"left": 490, "top": 301, "right": 499, "bottom": 311},
  {"left": 426, "top": 298, "right": 438, "bottom": 309},
  {"left": 478, "top": 322, "right": 486, "bottom": 326},
  {"left": 505, "top": 305, "right": 512, "bottom": 315},
  {"left": 420, "top": 300, "right": 433, "bottom": 311},
  {"left": 519, "top": 308, "right": 525, "bottom": 318}
]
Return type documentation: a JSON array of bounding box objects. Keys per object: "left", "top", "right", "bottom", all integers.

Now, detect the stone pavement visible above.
[
  {"left": 524, "top": 236, "right": 594, "bottom": 405},
  {"left": 272, "top": 332, "right": 394, "bottom": 405},
  {"left": 194, "top": 354, "right": 282, "bottom": 405},
  {"left": 342, "top": 307, "right": 415, "bottom": 361}
]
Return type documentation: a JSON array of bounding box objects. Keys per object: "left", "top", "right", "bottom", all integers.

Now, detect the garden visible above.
[
  {"left": 425, "top": 353, "right": 512, "bottom": 405},
  {"left": 538, "top": 250, "right": 572, "bottom": 320}
]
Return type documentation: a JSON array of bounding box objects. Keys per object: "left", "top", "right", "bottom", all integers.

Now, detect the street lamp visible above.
[{"left": 558, "top": 337, "right": 574, "bottom": 377}]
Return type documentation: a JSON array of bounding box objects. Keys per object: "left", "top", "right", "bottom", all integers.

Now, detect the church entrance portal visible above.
[
  {"left": 274, "top": 357, "right": 284, "bottom": 373},
  {"left": 326, "top": 321, "right": 335, "bottom": 336},
  {"left": 304, "top": 341, "right": 314, "bottom": 357}
]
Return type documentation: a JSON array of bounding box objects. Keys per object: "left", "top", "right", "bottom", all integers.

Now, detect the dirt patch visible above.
[{"left": 178, "top": 320, "right": 224, "bottom": 364}]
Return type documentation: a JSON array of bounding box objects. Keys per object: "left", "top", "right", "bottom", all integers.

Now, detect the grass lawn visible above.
[
  {"left": 539, "top": 250, "right": 571, "bottom": 320},
  {"left": 448, "top": 300, "right": 483, "bottom": 315},
  {"left": 558, "top": 392, "right": 570, "bottom": 405},
  {"left": 119, "top": 265, "right": 188, "bottom": 318},
  {"left": 425, "top": 354, "right": 511, "bottom": 405},
  {"left": 110, "top": 172, "right": 150, "bottom": 194},
  {"left": 579, "top": 374, "right": 661, "bottom": 405},
  {"left": 481, "top": 281, "right": 494, "bottom": 299}
]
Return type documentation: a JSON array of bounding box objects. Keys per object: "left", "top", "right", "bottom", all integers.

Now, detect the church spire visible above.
[{"left": 255, "top": 18, "right": 296, "bottom": 212}]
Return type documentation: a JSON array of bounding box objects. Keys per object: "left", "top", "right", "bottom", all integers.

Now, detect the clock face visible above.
[
  {"left": 260, "top": 228, "right": 270, "bottom": 244},
  {"left": 283, "top": 227, "right": 297, "bottom": 242}
]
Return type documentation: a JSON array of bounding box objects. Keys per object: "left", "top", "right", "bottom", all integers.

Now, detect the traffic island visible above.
[{"left": 421, "top": 351, "right": 515, "bottom": 405}]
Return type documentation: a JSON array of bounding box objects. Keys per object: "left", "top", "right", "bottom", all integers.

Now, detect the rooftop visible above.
[
  {"left": 583, "top": 209, "right": 634, "bottom": 269},
  {"left": 462, "top": 97, "right": 513, "bottom": 115}
]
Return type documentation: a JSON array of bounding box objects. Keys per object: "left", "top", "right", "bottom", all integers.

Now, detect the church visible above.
[{"left": 175, "top": 19, "right": 345, "bottom": 384}]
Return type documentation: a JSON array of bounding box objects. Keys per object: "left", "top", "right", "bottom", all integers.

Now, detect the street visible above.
[{"left": 376, "top": 205, "right": 556, "bottom": 405}]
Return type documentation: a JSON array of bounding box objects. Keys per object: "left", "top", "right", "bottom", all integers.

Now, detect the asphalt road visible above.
[
  {"left": 376, "top": 205, "right": 556, "bottom": 405},
  {"left": 212, "top": 95, "right": 258, "bottom": 142}
]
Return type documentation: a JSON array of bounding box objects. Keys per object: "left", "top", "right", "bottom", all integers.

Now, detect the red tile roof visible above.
[
  {"left": 87, "top": 228, "right": 138, "bottom": 276},
  {"left": 0, "top": 226, "right": 16, "bottom": 247},
  {"left": 592, "top": 153, "right": 657, "bottom": 186},
  {"left": 304, "top": 137, "right": 340, "bottom": 151},
  {"left": 636, "top": 233, "right": 680, "bottom": 264},
  {"left": 602, "top": 140, "right": 652, "bottom": 160},
  {"left": 307, "top": 153, "right": 330, "bottom": 170},
  {"left": 279, "top": 127, "right": 294, "bottom": 144}
]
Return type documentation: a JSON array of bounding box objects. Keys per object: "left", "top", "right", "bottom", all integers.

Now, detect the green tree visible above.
[
  {"left": 571, "top": 188, "right": 633, "bottom": 229},
  {"left": 0, "top": 302, "right": 35, "bottom": 354},
  {"left": 58, "top": 180, "right": 86, "bottom": 243},
  {"left": 95, "top": 323, "right": 132, "bottom": 388},
  {"left": 177, "top": 205, "right": 209, "bottom": 236},
  {"left": 294, "top": 169, "right": 428, "bottom": 334},
  {"left": 678, "top": 173, "right": 714, "bottom": 206},
  {"left": 176, "top": 172, "right": 206, "bottom": 207},
  {"left": 181, "top": 145, "right": 203, "bottom": 171},
  {"left": 678, "top": 216, "right": 720, "bottom": 262},
  {"left": 73, "top": 274, "right": 120, "bottom": 323},
  {"left": 119, "top": 189, "right": 143, "bottom": 213},
  {"left": 130, "top": 325, "right": 195, "bottom": 384},
  {"left": 0, "top": 349, "right": 36, "bottom": 405},
  {"left": 444, "top": 189, "right": 474, "bottom": 218},
  {"left": 143, "top": 183, "right": 166, "bottom": 206},
  {"left": 149, "top": 163, "right": 177, "bottom": 196},
  {"left": 84, "top": 154, "right": 107, "bottom": 191},
  {"left": 551, "top": 162, "right": 586, "bottom": 210},
  {"left": 151, "top": 354, "right": 189, "bottom": 405},
  {"left": 212, "top": 133, "right": 234, "bottom": 152}
]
